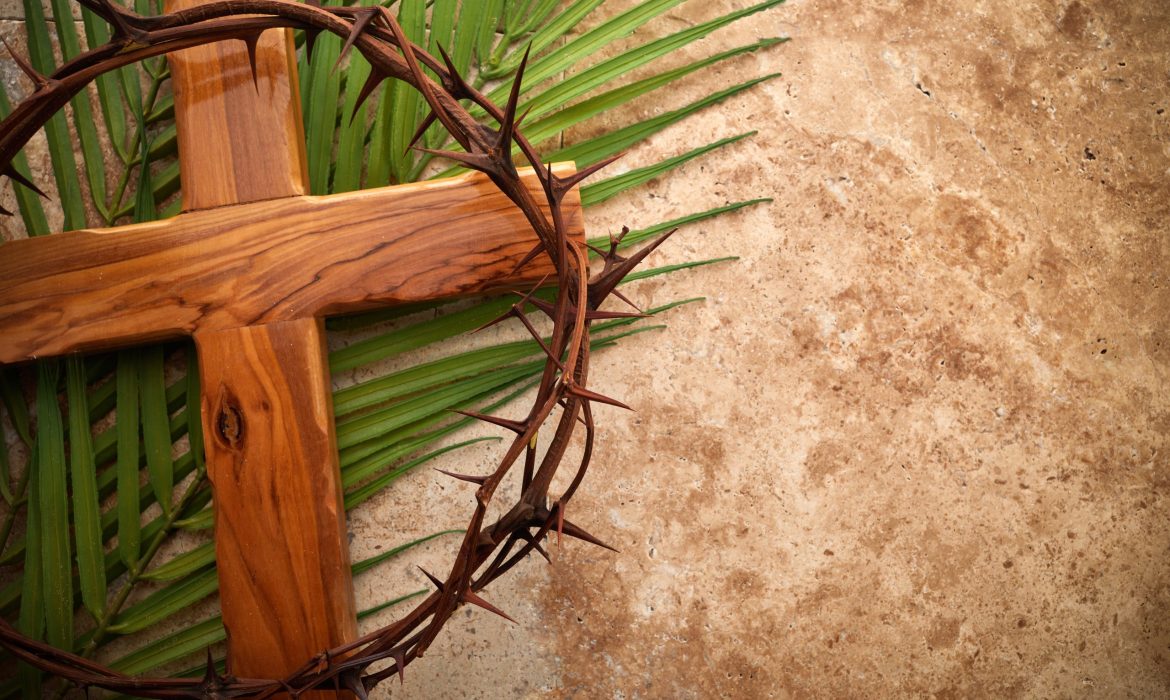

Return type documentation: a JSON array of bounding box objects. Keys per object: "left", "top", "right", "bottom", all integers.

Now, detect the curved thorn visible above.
[
  {"left": 434, "top": 467, "right": 488, "bottom": 486},
  {"left": 462, "top": 589, "right": 516, "bottom": 624},
  {"left": 3, "top": 166, "right": 47, "bottom": 199},
  {"left": 337, "top": 8, "right": 379, "bottom": 70},
  {"left": 351, "top": 70, "right": 386, "bottom": 123},
  {"left": 453, "top": 409, "right": 527, "bottom": 435},
  {"left": 564, "top": 383, "right": 632, "bottom": 411}
]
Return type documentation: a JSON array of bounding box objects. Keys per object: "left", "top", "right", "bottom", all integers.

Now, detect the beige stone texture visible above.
[
  {"left": 364, "top": 1, "right": 1169, "bottom": 697},
  {"left": 1, "top": 0, "right": 1168, "bottom": 698}
]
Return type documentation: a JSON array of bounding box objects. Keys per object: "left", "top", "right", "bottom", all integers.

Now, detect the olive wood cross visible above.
[{"left": 0, "top": 8, "right": 581, "bottom": 686}]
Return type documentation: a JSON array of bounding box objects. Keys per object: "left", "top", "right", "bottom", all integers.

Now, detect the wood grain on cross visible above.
[{"left": 0, "top": 6, "right": 582, "bottom": 687}]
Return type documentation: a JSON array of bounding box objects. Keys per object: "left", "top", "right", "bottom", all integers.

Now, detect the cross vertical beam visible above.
[{"left": 164, "top": 2, "right": 357, "bottom": 680}]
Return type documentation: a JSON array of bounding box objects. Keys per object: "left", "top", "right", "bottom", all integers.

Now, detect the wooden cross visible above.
[{"left": 0, "top": 6, "right": 582, "bottom": 686}]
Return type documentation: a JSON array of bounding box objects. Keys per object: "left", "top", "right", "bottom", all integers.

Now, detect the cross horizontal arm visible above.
[{"left": 0, "top": 164, "right": 581, "bottom": 364}]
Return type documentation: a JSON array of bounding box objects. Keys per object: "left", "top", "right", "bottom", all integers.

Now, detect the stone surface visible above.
[
  {"left": 2, "top": 0, "right": 1168, "bottom": 698},
  {"left": 376, "top": 1, "right": 1168, "bottom": 697}
]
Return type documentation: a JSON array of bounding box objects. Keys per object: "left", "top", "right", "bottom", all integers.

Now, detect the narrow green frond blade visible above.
[
  {"left": 357, "top": 589, "right": 427, "bottom": 619},
  {"left": 451, "top": 0, "right": 483, "bottom": 76},
  {"left": 476, "top": 0, "right": 506, "bottom": 67},
  {"left": 0, "top": 425, "right": 12, "bottom": 505},
  {"left": 140, "top": 541, "right": 214, "bottom": 582},
  {"left": 483, "top": 0, "right": 603, "bottom": 80},
  {"left": 174, "top": 507, "right": 213, "bottom": 532},
  {"left": 17, "top": 442, "right": 44, "bottom": 696},
  {"left": 523, "top": 5, "right": 786, "bottom": 125},
  {"left": 304, "top": 31, "right": 342, "bottom": 193},
  {"left": 523, "top": 39, "right": 783, "bottom": 146},
  {"left": 329, "top": 296, "right": 518, "bottom": 372},
  {"left": 351, "top": 530, "right": 462, "bottom": 575},
  {"left": 138, "top": 347, "right": 173, "bottom": 518},
  {"left": 132, "top": 138, "right": 158, "bottom": 223},
  {"left": 35, "top": 360, "right": 72, "bottom": 650},
  {"left": 483, "top": 0, "right": 686, "bottom": 107},
  {"left": 621, "top": 256, "right": 739, "bottom": 284},
  {"left": 333, "top": 336, "right": 551, "bottom": 415},
  {"left": 22, "top": 0, "right": 86, "bottom": 230},
  {"left": 550, "top": 74, "right": 778, "bottom": 166},
  {"left": 333, "top": 52, "right": 371, "bottom": 193},
  {"left": 66, "top": 357, "right": 106, "bottom": 620},
  {"left": 424, "top": 0, "right": 458, "bottom": 149},
  {"left": 388, "top": 0, "right": 426, "bottom": 184},
  {"left": 344, "top": 437, "right": 499, "bottom": 506},
  {"left": 116, "top": 351, "right": 141, "bottom": 569},
  {"left": 0, "top": 368, "right": 33, "bottom": 446},
  {"left": 336, "top": 362, "right": 538, "bottom": 450},
  {"left": 581, "top": 131, "right": 756, "bottom": 206},
  {"left": 106, "top": 568, "right": 219, "bottom": 635},
  {"left": 109, "top": 615, "right": 225, "bottom": 675},
  {"left": 80, "top": 6, "right": 129, "bottom": 163},
  {"left": 0, "top": 81, "right": 49, "bottom": 235},
  {"left": 50, "top": 0, "right": 108, "bottom": 213},
  {"left": 512, "top": 0, "right": 562, "bottom": 37},
  {"left": 589, "top": 198, "right": 772, "bottom": 252}
]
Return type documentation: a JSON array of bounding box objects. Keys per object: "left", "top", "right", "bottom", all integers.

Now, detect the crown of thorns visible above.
[{"left": 0, "top": 1, "right": 672, "bottom": 696}]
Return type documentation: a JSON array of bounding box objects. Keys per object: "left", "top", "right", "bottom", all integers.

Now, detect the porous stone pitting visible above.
[{"left": 433, "top": 0, "right": 1168, "bottom": 697}]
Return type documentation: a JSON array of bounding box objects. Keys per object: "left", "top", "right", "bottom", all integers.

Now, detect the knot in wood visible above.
[{"left": 215, "top": 399, "right": 245, "bottom": 449}]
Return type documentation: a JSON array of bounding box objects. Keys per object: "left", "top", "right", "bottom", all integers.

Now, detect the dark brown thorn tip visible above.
[
  {"left": 337, "top": 7, "right": 379, "bottom": 70},
  {"left": 3, "top": 165, "right": 47, "bottom": 199},
  {"left": 351, "top": 70, "right": 386, "bottom": 122},
  {"left": 564, "top": 383, "right": 632, "bottom": 411},
  {"left": 454, "top": 409, "right": 527, "bottom": 435},
  {"left": 2, "top": 39, "right": 48, "bottom": 90},
  {"left": 434, "top": 467, "right": 488, "bottom": 486},
  {"left": 462, "top": 589, "right": 516, "bottom": 624}
]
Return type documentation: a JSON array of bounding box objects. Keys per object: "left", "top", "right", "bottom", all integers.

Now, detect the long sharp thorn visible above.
[
  {"left": 2, "top": 39, "right": 48, "bottom": 90},
  {"left": 517, "top": 532, "right": 551, "bottom": 563},
  {"left": 462, "top": 589, "right": 516, "bottom": 624},
  {"left": 514, "top": 312, "right": 564, "bottom": 371},
  {"left": 404, "top": 110, "right": 438, "bottom": 154},
  {"left": 436, "top": 44, "right": 475, "bottom": 99},
  {"left": 609, "top": 288, "right": 642, "bottom": 312},
  {"left": 412, "top": 146, "right": 495, "bottom": 173},
  {"left": 508, "top": 242, "right": 546, "bottom": 276},
  {"left": 527, "top": 296, "right": 556, "bottom": 320},
  {"left": 585, "top": 241, "right": 609, "bottom": 257},
  {"left": 418, "top": 567, "right": 444, "bottom": 591},
  {"left": 393, "top": 649, "right": 406, "bottom": 685},
  {"left": 515, "top": 105, "right": 534, "bottom": 129},
  {"left": 242, "top": 34, "right": 261, "bottom": 91},
  {"left": 453, "top": 409, "right": 527, "bottom": 435},
  {"left": 469, "top": 306, "right": 517, "bottom": 334},
  {"left": 555, "top": 153, "right": 622, "bottom": 199},
  {"left": 304, "top": 28, "right": 322, "bottom": 63},
  {"left": 350, "top": 71, "right": 386, "bottom": 123},
  {"left": 564, "top": 383, "right": 632, "bottom": 411},
  {"left": 337, "top": 8, "right": 378, "bottom": 70},
  {"left": 498, "top": 44, "right": 531, "bottom": 148},
  {"left": 3, "top": 166, "right": 47, "bottom": 199},
  {"left": 560, "top": 517, "right": 619, "bottom": 552},
  {"left": 590, "top": 229, "right": 677, "bottom": 308},
  {"left": 434, "top": 468, "right": 487, "bottom": 486},
  {"left": 341, "top": 672, "right": 369, "bottom": 700}
]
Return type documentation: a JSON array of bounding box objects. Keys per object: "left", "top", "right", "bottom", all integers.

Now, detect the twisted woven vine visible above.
[{"left": 0, "top": 1, "right": 672, "bottom": 696}]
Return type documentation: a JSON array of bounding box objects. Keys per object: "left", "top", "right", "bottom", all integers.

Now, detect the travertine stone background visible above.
[{"left": 2, "top": 0, "right": 1168, "bottom": 698}]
